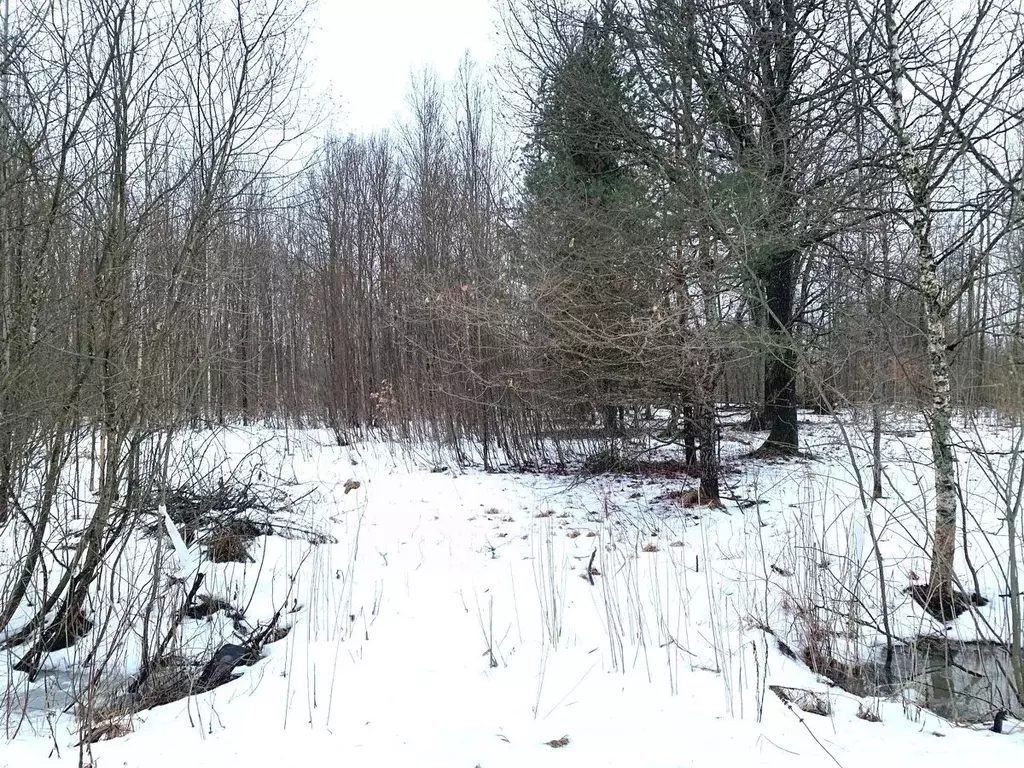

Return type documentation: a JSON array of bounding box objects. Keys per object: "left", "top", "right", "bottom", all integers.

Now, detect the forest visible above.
[{"left": 2, "top": 0, "right": 1024, "bottom": 761}]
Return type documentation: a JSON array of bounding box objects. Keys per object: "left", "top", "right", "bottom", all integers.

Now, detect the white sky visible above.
[{"left": 306, "top": 0, "right": 503, "bottom": 135}]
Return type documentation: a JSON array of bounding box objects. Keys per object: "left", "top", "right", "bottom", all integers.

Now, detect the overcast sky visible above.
[{"left": 306, "top": 0, "right": 503, "bottom": 135}]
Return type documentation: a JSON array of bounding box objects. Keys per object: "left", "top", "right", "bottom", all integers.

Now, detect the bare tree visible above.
[{"left": 865, "top": 0, "right": 1024, "bottom": 611}]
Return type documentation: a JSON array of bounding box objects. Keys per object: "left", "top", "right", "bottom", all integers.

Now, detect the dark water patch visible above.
[{"left": 867, "top": 639, "right": 1022, "bottom": 723}]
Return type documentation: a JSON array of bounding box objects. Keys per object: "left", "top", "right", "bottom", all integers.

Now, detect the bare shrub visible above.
[
  {"left": 206, "top": 523, "right": 258, "bottom": 563},
  {"left": 75, "top": 704, "right": 134, "bottom": 746}
]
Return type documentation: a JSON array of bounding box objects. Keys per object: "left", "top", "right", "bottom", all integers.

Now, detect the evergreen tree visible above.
[{"left": 520, "top": 2, "right": 654, "bottom": 433}]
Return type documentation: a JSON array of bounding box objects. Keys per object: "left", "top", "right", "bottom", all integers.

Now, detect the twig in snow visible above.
[{"left": 773, "top": 693, "right": 844, "bottom": 768}]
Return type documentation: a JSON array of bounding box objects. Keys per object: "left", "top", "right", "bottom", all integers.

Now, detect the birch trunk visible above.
[
  {"left": 916, "top": 200, "right": 957, "bottom": 597},
  {"left": 884, "top": 0, "right": 957, "bottom": 599}
]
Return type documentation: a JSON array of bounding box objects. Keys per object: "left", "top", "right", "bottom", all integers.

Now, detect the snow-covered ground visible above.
[{"left": 3, "top": 413, "right": 1023, "bottom": 767}]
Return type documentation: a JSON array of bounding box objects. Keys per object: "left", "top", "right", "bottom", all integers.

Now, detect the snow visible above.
[{"left": 2, "top": 414, "right": 1023, "bottom": 767}]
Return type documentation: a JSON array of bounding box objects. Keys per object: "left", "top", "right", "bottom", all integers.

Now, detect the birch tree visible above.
[{"left": 870, "top": 0, "right": 1024, "bottom": 611}]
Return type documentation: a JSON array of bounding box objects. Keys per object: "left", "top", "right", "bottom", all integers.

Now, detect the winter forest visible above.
[{"left": 4, "top": 0, "right": 1024, "bottom": 765}]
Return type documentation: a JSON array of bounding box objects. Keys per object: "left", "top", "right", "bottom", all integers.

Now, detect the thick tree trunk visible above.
[
  {"left": 696, "top": 402, "right": 719, "bottom": 501},
  {"left": 759, "top": 247, "right": 799, "bottom": 454},
  {"left": 604, "top": 404, "right": 619, "bottom": 435}
]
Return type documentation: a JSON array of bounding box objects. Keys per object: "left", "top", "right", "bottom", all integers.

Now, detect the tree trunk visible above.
[
  {"left": 872, "top": 401, "right": 884, "bottom": 499},
  {"left": 917, "top": 207, "right": 957, "bottom": 599},
  {"left": 683, "top": 404, "right": 696, "bottom": 465},
  {"left": 604, "top": 404, "right": 619, "bottom": 435},
  {"left": 882, "top": 0, "right": 960, "bottom": 604},
  {"left": 696, "top": 402, "right": 719, "bottom": 501},
  {"left": 759, "top": 247, "right": 799, "bottom": 454}
]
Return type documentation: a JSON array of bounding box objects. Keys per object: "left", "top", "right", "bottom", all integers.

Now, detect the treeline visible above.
[{"left": 2, "top": 0, "right": 1024, "bottom": 473}]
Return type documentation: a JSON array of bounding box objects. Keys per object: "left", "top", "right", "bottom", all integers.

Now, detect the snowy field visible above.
[{"left": 3, "top": 412, "right": 1024, "bottom": 767}]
